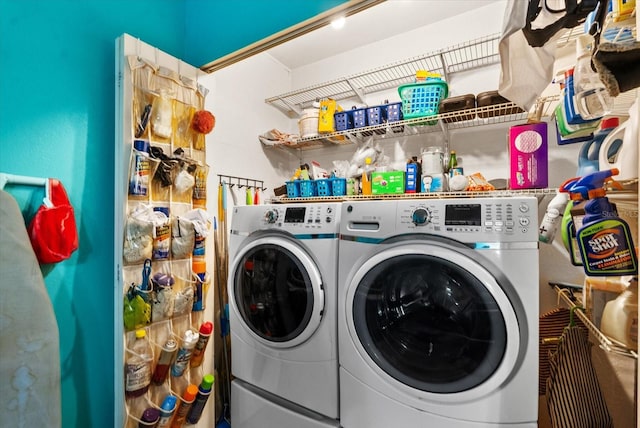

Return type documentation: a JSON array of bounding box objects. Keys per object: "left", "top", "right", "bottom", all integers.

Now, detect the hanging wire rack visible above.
[{"left": 554, "top": 286, "right": 638, "bottom": 359}]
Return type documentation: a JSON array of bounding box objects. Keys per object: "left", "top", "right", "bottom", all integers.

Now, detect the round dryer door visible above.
[
  {"left": 347, "top": 239, "right": 520, "bottom": 400},
  {"left": 230, "top": 236, "right": 324, "bottom": 348}
]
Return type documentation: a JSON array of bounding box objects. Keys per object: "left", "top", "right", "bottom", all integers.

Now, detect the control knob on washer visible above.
[
  {"left": 412, "top": 208, "right": 431, "bottom": 226},
  {"left": 265, "top": 209, "right": 279, "bottom": 224}
]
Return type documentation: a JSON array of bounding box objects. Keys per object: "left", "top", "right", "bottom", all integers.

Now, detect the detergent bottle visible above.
[
  {"left": 572, "top": 168, "right": 638, "bottom": 276},
  {"left": 598, "top": 100, "right": 638, "bottom": 182},
  {"left": 576, "top": 117, "right": 620, "bottom": 176},
  {"left": 600, "top": 277, "right": 638, "bottom": 349}
]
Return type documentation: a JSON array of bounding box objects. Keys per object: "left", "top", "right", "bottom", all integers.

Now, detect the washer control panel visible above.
[
  {"left": 397, "top": 197, "right": 538, "bottom": 242},
  {"left": 261, "top": 203, "right": 339, "bottom": 232}
]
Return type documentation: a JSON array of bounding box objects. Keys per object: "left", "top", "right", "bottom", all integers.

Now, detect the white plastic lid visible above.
[{"left": 576, "top": 34, "right": 594, "bottom": 57}]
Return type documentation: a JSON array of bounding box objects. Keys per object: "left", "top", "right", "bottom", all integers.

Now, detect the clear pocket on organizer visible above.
[
  {"left": 171, "top": 216, "right": 195, "bottom": 260},
  {"left": 151, "top": 271, "right": 175, "bottom": 323},
  {"left": 172, "top": 274, "right": 197, "bottom": 318},
  {"left": 151, "top": 210, "right": 171, "bottom": 261},
  {"left": 192, "top": 272, "right": 210, "bottom": 312},
  {"left": 123, "top": 207, "right": 155, "bottom": 266}
]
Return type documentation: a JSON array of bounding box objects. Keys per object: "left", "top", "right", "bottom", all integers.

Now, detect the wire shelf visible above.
[
  {"left": 554, "top": 286, "right": 638, "bottom": 359},
  {"left": 265, "top": 34, "right": 502, "bottom": 116},
  {"left": 270, "top": 188, "right": 558, "bottom": 203},
  {"left": 267, "top": 95, "right": 560, "bottom": 151}
]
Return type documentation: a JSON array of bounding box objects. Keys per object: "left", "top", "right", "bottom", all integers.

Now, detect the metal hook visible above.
[{"left": 569, "top": 305, "right": 584, "bottom": 328}]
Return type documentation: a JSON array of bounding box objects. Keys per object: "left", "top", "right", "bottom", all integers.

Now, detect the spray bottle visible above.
[
  {"left": 570, "top": 168, "right": 637, "bottom": 276},
  {"left": 559, "top": 176, "right": 589, "bottom": 266},
  {"left": 539, "top": 191, "right": 570, "bottom": 244}
]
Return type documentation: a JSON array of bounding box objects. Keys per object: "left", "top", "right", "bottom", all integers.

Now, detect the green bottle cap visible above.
[{"left": 201, "top": 374, "right": 215, "bottom": 391}]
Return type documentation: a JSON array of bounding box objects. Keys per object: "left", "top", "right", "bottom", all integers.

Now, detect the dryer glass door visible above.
[
  {"left": 233, "top": 242, "right": 321, "bottom": 345},
  {"left": 352, "top": 253, "right": 508, "bottom": 394}
]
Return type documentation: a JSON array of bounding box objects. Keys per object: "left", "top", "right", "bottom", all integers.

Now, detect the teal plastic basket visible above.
[
  {"left": 286, "top": 181, "right": 300, "bottom": 198},
  {"left": 315, "top": 178, "right": 332, "bottom": 197},
  {"left": 331, "top": 178, "right": 346, "bottom": 196},
  {"left": 398, "top": 79, "right": 448, "bottom": 120},
  {"left": 299, "top": 180, "right": 317, "bottom": 198}
]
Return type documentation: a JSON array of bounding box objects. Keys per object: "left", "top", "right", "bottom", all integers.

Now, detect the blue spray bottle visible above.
[{"left": 571, "top": 168, "right": 637, "bottom": 276}]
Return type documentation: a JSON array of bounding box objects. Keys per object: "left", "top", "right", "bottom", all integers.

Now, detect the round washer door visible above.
[
  {"left": 346, "top": 239, "right": 520, "bottom": 402},
  {"left": 230, "top": 236, "right": 324, "bottom": 348}
]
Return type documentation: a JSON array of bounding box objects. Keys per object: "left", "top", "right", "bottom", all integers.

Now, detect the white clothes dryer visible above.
[
  {"left": 228, "top": 203, "right": 340, "bottom": 420},
  {"left": 338, "top": 197, "right": 539, "bottom": 428}
]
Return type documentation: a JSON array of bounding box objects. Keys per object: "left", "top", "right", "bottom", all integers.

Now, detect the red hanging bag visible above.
[{"left": 27, "top": 178, "right": 79, "bottom": 264}]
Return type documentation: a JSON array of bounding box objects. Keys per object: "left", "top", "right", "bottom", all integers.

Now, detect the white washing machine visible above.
[
  {"left": 338, "top": 197, "right": 539, "bottom": 428},
  {"left": 228, "top": 203, "right": 341, "bottom": 423}
]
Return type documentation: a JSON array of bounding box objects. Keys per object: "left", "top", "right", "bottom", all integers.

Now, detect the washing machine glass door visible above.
[
  {"left": 232, "top": 236, "right": 324, "bottom": 348},
  {"left": 349, "top": 242, "right": 519, "bottom": 396}
]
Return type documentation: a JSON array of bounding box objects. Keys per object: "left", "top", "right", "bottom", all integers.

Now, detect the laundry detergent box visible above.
[
  {"left": 508, "top": 122, "right": 548, "bottom": 189},
  {"left": 371, "top": 171, "right": 405, "bottom": 194}
]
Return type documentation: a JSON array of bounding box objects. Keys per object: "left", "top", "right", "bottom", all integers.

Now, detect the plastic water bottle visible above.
[{"left": 125, "top": 329, "right": 153, "bottom": 398}]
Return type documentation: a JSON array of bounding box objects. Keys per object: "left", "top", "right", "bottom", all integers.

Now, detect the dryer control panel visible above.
[{"left": 396, "top": 197, "right": 538, "bottom": 242}]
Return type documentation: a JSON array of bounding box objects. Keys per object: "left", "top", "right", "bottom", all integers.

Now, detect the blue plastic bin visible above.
[
  {"left": 331, "top": 178, "right": 347, "bottom": 196},
  {"left": 352, "top": 108, "right": 368, "bottom": 128},
  {"left": 286, "top": 181, "right": 300, "bottom": 198},
  {"left": 299, "top": 180, "right": 317, "bottom": 197},
  {"left": 334, "top": 110, "right": 353, "bottom": 131},
  {"left": 315, "top": 179, "right": 332, "bottom": 197}
]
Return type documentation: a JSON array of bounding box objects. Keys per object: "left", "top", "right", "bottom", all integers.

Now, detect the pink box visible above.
[{"left": 509, "top": 122, "right": 548, "bottom": 189}]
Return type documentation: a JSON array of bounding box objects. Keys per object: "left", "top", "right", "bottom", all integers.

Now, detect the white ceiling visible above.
[{"left": 267, "top": 0, "right": 501, "bottom": 69}]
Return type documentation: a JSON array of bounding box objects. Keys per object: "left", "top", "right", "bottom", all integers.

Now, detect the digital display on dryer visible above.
[
  {"left": 285, "top": 207, "right": 306, "bottom": 223},
  {"left": 445, "top": 204, "right": 481, "bottom": 226}
]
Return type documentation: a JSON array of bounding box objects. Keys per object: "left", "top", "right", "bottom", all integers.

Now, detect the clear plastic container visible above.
[{"left": 573, "top": 34, "right": 613, "bottom": 120}]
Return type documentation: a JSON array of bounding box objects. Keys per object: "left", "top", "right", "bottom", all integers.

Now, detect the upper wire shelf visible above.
[
  {"left": 265, "top": 95, "right": 560, "bottom": 151},
  {"left": 265, "top": 33, "right": 502, "bottom": 117}
]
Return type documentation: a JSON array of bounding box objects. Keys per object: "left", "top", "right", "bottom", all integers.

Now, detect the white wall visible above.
[{"left": 203, "top": 52, "right": 299, "bottom": 204}]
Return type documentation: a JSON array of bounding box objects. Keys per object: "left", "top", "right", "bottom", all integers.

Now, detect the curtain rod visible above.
[{"left": 200, "top": 0, "right": 384, "bottom": 73}]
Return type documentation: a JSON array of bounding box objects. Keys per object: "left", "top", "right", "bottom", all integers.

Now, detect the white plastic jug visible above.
[
  {"left": 599, "top": 101, "right": 638, "bottom": 181},
  {"left": 600, "top": 278, "right": 638, "bottom": 349}
]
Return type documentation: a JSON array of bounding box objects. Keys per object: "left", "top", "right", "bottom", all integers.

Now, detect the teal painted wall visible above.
[
  {"left": 0, "top": 1, "right": 346, "bottom": 426},
  {"left": 0, "top": 2, "right": 185, "bottom": 427}
]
